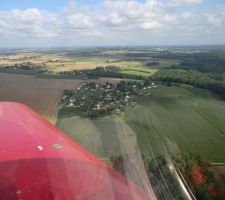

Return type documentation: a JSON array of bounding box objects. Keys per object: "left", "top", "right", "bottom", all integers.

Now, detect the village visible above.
[{"left": 60, "top": 80, "right": 157, "bottom": 117}]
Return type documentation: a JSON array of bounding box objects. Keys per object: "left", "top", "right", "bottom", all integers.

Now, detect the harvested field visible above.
[{"left": 0, "top": 73, "right": 120, "bottom": 124}]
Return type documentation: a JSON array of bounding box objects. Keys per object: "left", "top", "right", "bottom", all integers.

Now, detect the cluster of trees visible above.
[
  {"left": 142, "top": 154, "right": 223, "bottom": 200},
  {"left": 143, "top": 155, "right": 185, "bottom": 200},
  {"left": 125, "top": 52, "right": 153, "bottom": 58},
  {"left": 146, "top": 61, "right": 160, "bottom": 67},
  {"left": 152, "top": 51, "right": 225, "bottom": 74},
  {"left": 0, "top": 64, "right": 48, "bottom": 75},
  {"left": 75, "top": 66, "right": 146, "bottom": 80},
  {"left": 174, "top": 154, "right": 222, "bottom": 200},
  {"left": 3, "top": 62, "right": 43, "bottom": 70},
  {"left": 151, "top": 69, "right": 225, "bottom": 99}
]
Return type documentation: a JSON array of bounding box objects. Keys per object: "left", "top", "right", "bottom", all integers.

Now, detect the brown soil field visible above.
[{"left": 0, "top": 73, "right": 120, "bottom": 124}]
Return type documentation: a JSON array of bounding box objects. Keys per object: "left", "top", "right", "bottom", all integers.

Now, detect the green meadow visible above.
[{"left": 125, "top": 86, "right": 225, "bottom": 162}]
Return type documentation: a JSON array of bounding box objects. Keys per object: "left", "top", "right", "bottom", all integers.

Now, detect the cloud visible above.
[
  {"left": 0, "top": 8, "right": 58, "bottom": 40},
  {"left": 171, "top": 0, "right": 202, "bottom": 5},
  {"left": 205, "top": 14, "right": 222, "bottom": 27},
  {"left": 83, "top": 31, "right": 104, "bottom": 38},
  {"left": 97, "top": 12, "right": 126, "bottom": 26},
  {"left": 141, "top": 21, "right": 162, "bottom": 30},
  {"left": 98, "top": 0, "right": 173, "bottom": 31},
  {"left": 67, "top": 13, "right": 94, "bottom": 29},
  {"left": 0, "top": 0, "right": 225, "bottom": 47}
]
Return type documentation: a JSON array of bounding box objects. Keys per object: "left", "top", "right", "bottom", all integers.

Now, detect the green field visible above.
[
  {"left": 119, "top": 59, "right": 178, "bottom": 77},
  {"left": 121, "top": 67, "right": 157, "bottom": 77},
  {"left": 125, "top": 86, "right": 225, "bottom": 162},
  {"left": 151, "top": 60, "right": 180, "bottom": 69},
  {"left": 56, "top": 116, "right": 138, "bottom": 158},
  {"left": 57, "top": 85, "right": 225, "bottom": 162}
]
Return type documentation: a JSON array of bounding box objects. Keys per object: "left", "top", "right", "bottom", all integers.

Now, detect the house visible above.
[
  {"left": 62, "top": 95, "right": 67, "bottom": 100},
  {"left": 110, "top": 102, "right": 115, "bottom": 106},
  {"left": 96, "top": 104, "right": 101, "bottom": 110},
  {"left": 105, "top": 97, "right": 112, "bottom": 101},
  {"left": 105, "top": 94, "right": 112, "bottom": 101},
  {"left": 144, "top": 93, "right": 151, "bottom": 96},
  {"left": 69, "top": 99, "right": 75, "bottom": 103},
  {"left": 67, "top": 103, "right": 74, "bottom": 107},
  {"left": 115, "top": 109, "right": 121, "bottom": 114}
]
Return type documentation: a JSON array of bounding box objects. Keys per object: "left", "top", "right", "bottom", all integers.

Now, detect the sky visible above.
[{"left": 0, "top": 0, "right": 225, "bottom": 47}]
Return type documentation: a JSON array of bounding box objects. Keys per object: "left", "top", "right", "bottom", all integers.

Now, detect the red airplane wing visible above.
[{"left": 0, "top": 102, "right": 152, "bottom": 200}]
